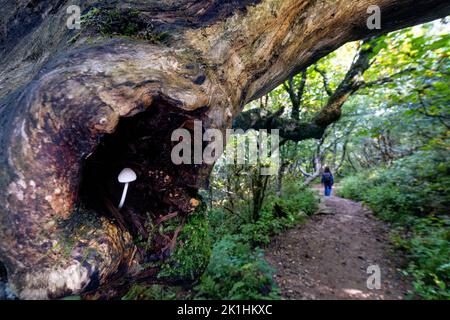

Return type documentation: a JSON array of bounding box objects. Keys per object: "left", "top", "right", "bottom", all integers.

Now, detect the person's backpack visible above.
[{"left": 323, "top": 172, "right": 332, "bottom": 184}]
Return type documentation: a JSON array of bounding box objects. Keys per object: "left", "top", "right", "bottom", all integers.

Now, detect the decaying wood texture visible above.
[{"left": 0, "top": 0, "right": 449, "bottom": 299}]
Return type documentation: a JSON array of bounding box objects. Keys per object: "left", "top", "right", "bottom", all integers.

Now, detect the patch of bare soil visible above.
[{"left": 265, "top": 186, "right": 411, "bottom": 300}]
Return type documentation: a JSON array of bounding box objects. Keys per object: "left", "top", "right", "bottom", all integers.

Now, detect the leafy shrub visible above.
[
  {"left": 393, "top": 216, "right": 450, "bottom": 299},
  {"left": 338, "top": 150, "right": 450, "bottom": 299},
  {"left": 276, "top": 185, "right": 319, "bottom": 216},
  {"left": 207, "top": 207, "right": 241, "bottom": 243},
  {"left": 190, "top": 183, "right": 318, "bottom": 300},
  {"left": 340, "top": 149, "right": 449, "bottom": 218},
  {"left": 194, "top": 235, "right": 280, "bottom": 300},
  {"left": 239, "top": 185, "right": 317, "bottom": 245},
  {"left": 338, "top": 173, "right": 375, "bottom": 201},
  {"left": 122, "top": 284, "right": 181, "bottom": 300}
]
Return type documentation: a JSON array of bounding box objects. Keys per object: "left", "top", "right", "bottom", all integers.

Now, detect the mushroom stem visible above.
[
  {"left": 117, "top": 167, "right": 137, "bottom": 209},
  {"left": 118, "top": 183, "right": 129, "bottom": 209}
]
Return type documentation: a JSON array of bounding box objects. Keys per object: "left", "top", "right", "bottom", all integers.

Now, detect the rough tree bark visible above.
[{"left": 0, "top": 0, "right": 449, "bottom": 299}]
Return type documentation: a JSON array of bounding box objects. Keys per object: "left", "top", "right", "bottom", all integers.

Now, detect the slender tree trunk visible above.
[{"left": 276, "top": 161, "right": 289, "bottom": 197}]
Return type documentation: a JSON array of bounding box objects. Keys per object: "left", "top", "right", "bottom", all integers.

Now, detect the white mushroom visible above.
[{"left": 117, "top": 168, "right": 137, "bottom": 209}]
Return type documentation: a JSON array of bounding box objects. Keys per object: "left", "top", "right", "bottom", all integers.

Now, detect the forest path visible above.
[{"left": 264, "top": 185, "right": 411, "bottom": 299}]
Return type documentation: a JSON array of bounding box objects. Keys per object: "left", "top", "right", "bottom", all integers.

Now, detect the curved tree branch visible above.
[
  {"left": 314, "top": 66, "right": 333, "bottom": 96},
  {"left": 234, "top": 36, "right": 385, "bottom": 141}
]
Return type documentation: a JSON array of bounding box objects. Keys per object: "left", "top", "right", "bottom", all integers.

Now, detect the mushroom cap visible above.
[{"left": 118, "top": 168, "right": 137, "bottom": 183}]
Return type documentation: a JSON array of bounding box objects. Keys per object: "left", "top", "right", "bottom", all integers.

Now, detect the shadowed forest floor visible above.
[{"left": 265, "top": 185, "right": 412, "bottom": 300}]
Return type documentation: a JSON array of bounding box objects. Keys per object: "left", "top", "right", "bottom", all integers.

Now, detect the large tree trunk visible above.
[{"left": 0, "top": 0, "right": 448, "bottom": 299}]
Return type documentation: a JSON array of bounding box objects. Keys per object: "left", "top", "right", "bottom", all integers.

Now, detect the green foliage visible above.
[
  {"left": 158, "top": 211, "right": 212, "bottom": 282},
  {"left": 122, "top": 19, "right": 448, "bottom": 300},
  {"left": 60, "top": 295, "right": 82, "bottom": 300},
  {"left": 206, "top": 207, "right": 236, "bottom": 243},
  {"left": 239, "top": 185, "right": 317, "bottom": 245},
  {"left": 122, "top": 284, "right": 182, "bottom": 300},
  {"left": 395, "top": 217, "right": 450, "bottom": 299},
  {"left": 194, "top": 235, "right": 280, "bottom": 300},
  {"left": 239, "top": 210, "right": 285, "bottom": 245},
  {"left": 124, "top": 177, "right": 316, "bottom": 300},
  {"left": 278, "top": 181, "right": 319, "bottom": 216},
  {"left": 194, "top": 180, "right": 317, "bottom": 299},
  {"left": 340, "top": 149, "right": 449, "bottom": 218},
  {"left": 339, "top": 150, "right": 450, "bottom": 299}
]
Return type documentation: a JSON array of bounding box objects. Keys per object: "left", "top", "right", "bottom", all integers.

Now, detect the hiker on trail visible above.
[{"left": 321, "top": 166, "right": 334, "bottom": 196}]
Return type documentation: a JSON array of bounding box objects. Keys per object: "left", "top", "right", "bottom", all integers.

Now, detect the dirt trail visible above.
[{"left": 265, "top": 185, "right": 411, "bottom": 300}]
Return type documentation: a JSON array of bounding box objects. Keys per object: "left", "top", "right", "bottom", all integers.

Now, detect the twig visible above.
[{"left": 155, "top": 211, "right": 178, "bottom": 225}]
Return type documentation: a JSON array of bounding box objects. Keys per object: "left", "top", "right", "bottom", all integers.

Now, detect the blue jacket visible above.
[{"left": 321, "top": 172, "right": 334, "bottom": 186}]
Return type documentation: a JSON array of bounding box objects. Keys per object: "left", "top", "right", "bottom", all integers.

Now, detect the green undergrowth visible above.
[
  {"left": 123, "top": 180, "right": 318, "bottom": 300},
  {"left": 339, "top": 150, "right": 450, "bottom": 299}
]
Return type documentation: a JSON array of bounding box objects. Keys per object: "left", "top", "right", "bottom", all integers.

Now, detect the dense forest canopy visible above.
[{"left": 0, "top": 1, "right": 449, "bottom": 300}]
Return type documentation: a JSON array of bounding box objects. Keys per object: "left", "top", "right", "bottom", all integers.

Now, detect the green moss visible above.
[
  {"left": 157, "top": 206, "right": 212, "bottom": 282},
  {"left": 48, "top": 206, "right": 103, "bottom": 265},
  {"left": 67, "top": 32, "right": 81, "bottom": 44},
  {"left": 79, "top": 7, "right": 171, "bottom": 44}
]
